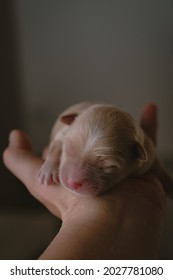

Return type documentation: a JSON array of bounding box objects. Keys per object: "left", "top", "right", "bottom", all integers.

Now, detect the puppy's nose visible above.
[{"left": 68, "top": 180, "right": 83, "bottom": 189}]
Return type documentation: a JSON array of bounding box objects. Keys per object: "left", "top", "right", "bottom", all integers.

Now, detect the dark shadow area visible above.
[{"left": 0, "top": 1, "right": 59, "bottom": 259}]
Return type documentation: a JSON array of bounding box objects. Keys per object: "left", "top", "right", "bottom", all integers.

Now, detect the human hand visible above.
[{"left": 3, "top": 103, "right": 166, "bottom": 259}]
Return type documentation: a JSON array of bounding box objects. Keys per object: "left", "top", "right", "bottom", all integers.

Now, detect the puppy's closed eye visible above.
[
  {"left": 96, "top": 156, "right": 126, "bottom": 174},
  {"left": 102, "top": 165, "right": 118, "bottom": 174}
]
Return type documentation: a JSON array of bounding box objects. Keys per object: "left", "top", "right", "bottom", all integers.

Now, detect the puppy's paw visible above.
[{"left": 37, "top": 161, "right": 59, "bottom": 185}]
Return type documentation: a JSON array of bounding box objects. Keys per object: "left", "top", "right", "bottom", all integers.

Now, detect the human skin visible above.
[{"left": 3, "top": 103, "right": 166, "bottom": 259}]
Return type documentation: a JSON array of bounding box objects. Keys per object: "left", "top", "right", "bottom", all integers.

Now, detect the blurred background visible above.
[{"left": 1, "top": 0, "right": 173, "bottom": 259}]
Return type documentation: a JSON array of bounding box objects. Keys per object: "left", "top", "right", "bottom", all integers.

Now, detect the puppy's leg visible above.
[{"left": 37, "top": 140, "right": 62, "bottom": 185}]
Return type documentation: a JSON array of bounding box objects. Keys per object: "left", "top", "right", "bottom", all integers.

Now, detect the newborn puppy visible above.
[{"left": 37, "top": 102, "right": 173, "bottom": 197}]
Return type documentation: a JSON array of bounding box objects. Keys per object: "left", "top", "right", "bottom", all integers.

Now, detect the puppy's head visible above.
[{"left": 59, "top": 105, "right": 147, "bottom": 196}]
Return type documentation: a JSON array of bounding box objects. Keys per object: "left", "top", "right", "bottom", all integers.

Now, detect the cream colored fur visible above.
[{"left": 37, "top": 102, "right": 173, "bottom": 197}]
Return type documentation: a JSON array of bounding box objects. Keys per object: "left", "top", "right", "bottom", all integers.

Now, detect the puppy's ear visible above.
[
  {"left": 60, "top": 113, "right": 78, "bottom": 125},
  {"left": 133, "top": 141, "right": 147, "bottom": 161}
]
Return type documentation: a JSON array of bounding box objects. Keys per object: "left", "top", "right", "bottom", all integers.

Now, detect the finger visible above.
[
  {"left": 140, "top": 103, "right": 158, "bottom": 146},
  {"left": 3, "top": 129, "right": 43, "bottom": 189},
  {"left": 8, "top": 129, "right": 33, "bottom": 150}
]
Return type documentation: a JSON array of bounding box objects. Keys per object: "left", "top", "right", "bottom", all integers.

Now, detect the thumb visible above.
[
  {"left": 3, "top": 130, "right": 43, "bottom": 188},
  {"left": 8, "top": 129, "right": 33, "bottom": 150}
]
